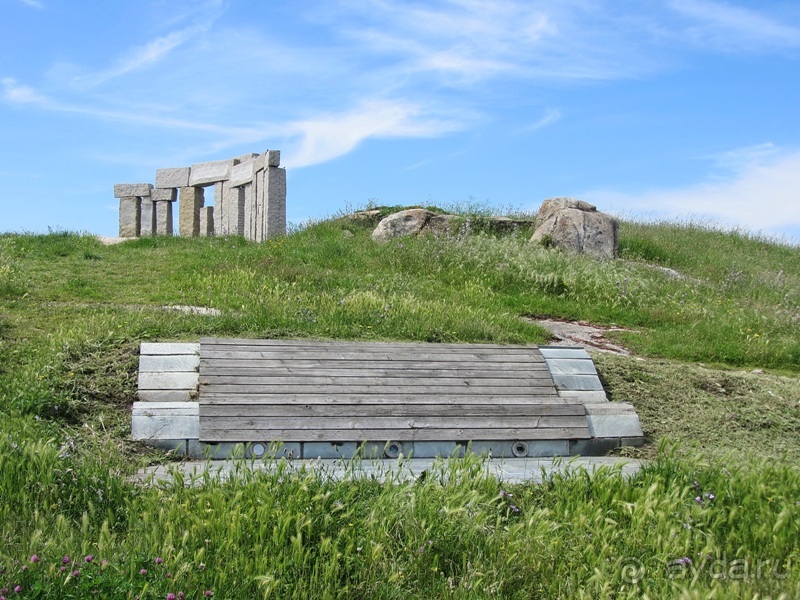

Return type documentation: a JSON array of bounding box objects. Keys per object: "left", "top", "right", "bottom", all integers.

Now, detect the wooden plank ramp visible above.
[{"left": 198, "top": 338, "right": 591, "bottom": 443}]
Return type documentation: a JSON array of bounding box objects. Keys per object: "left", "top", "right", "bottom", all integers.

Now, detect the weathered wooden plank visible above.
[
  {"left": 137, "top": 389, "right": 196, "bottom": 402},
  {"left": 199, "top": 384, "right": 557, "bottom": 395},
  {"left": 200, "top": 366, "right": 551, "bottom": 378},
  {"left": 199, "top": 427, "right": 591, "bottom": 442},
  {"left": 200, "top": 359, "right": 549, "bottom": 371},
  {"left": 200, "top": 393, "right": 562, "bottom": 404},
  {"left": 140, "top": 343, "right": 200, "bottom": 355},
  {"left": 200, "top": 403, "right": 586, "bottom": 418},
  {"left": 201, "top": 350, "right": 545, "bottom": 362},
  {"left": 544, "top": 358, "right": 597, "bottom": 376},
  {"left": 199, "top": 375, "right": 553, "bottom": 387},
  {"left": 138, "top": 372, "right": 199, "bottom": 391},
  {"left": 201, "top": 338, "right": 543, "bottom": 351},
  {"left": 139, "top": 354, "right": 200, "bottom": 373}
]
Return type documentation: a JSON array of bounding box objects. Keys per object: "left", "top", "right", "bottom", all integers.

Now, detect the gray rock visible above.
[
  {"left": 371, "top": 208, "right": 436, "bottom": 242},
  {"left": 189, "top": 158, "right": 236, "bottom": 186},
  {"left": 530, "top": 197, "right": 619, "bottom": 259}
]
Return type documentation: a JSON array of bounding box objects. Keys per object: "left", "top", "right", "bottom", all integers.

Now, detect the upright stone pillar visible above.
[
  {"left": 252, "top": 150, "right": 286, "bottom": 241},
  {"left": 152, "top": 188, "right": 177, "bottom": 236},
  {"left": 118, "top": 196, "right": 141, "bottom": 238},
  {"left": 199, "top": 206, "right": 215, "bottom": 237},
  {"left": 179, "top": 187, "right": 204, "bottom": 237},
  {"left": 140, "top": 198, "right": 156, "bottom": 236},
  {"left": 114, "top": 183, "right": 153, "bottom": 238}
]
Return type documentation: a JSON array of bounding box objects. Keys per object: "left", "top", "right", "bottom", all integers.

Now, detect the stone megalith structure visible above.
[
  {"left": 530, "top": 198, "right": 619, "bottom": 259},
  {"left": 115, "top": 150, "right": 286, "bottom": 242}
]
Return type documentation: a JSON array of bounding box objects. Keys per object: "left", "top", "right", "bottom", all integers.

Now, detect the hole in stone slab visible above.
[
  {"left": 249, "top": 442, "right": 268, "bottom": 459},
  {"left": 512, "top": 441, "right": 529, "bottom": 458},
  {"left": 384, "top": 441, "right": 403, "bottom": 459}
]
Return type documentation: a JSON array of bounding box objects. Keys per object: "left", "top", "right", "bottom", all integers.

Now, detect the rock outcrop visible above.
[
  {"left": 530, "top": 198, "right": 618, "bottom": 259},
  {"left": 371, "top": 209, "right": 438, "bottom": 242}
]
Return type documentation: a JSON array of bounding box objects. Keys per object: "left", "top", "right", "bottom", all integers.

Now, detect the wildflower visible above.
[
  {"left": 205, "top": 591, "right": 213, "bottom": 598},
  {"left": 30, "top": 555, "right": 40, "bottom": 563},
  {"left": 101, "top": 559, "right": 109, "bottom": 567},
  {"left": 14, "top": 587, "right": 22, "bottom": 593},
  {"left": 140, "top": 569, "right": 148, "bottom": 575},
  {"left": 84, "top": 555, "right": 94, "bottom": 563},
  {"left": 704, "top": 493, "right": 715, "bottom": 501},
  {"left": 694, "top": 496, "right": 703, "bottom": 504},
  {"left": 673, "top": 557, "right": 692, "bottom": 566},
  {"left": 72, "top": 570, "right": 80, "bottom": 577},
  {"left": 178, "top": 593, "right": 185, "bottom": 600},
  {"left": 509, "top": 504, "right": 520, "bottom": 513},
  {"left": 155, "top": 557, "right": 164, "bottom": 565},
  {"left": 20, "top": 566, "right": 26, "bottom": 572},
  {"left": 59, "top": 566, "right": 66, "bottom": 573},
  {"left": 166, "top": 572, "right": 172, "bottom": 578},
  {"left": 167, "top": 594, "right": 176, "bottom": 600},
  {"left": 62, "top": 555, "right": 71, "bottom": 564}
]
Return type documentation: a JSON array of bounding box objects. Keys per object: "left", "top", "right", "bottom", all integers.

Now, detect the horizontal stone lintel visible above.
[
  {"left": 189, "top": 158, "right": 238, "bottom": 186},
  {"left": 114, "top": 183, "right": 153, "bottom": 198},
  {"left": 155, "top": 167, "right": 191, "bottom": 188},
  {"left": 151, "top": 188, "right": 178, "bottom": 202}
]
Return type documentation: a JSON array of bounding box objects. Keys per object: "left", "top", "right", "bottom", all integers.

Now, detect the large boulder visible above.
[
  {"left": 530, "top": 197, "right": 619, "bottom": 259},
  {"left": 371, "top": 209, "right": 437, "bottom": 242}
]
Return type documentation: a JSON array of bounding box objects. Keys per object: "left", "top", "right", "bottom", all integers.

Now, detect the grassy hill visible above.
[{"left": 1, "top": 210, "right": 798, "bottom": 598}]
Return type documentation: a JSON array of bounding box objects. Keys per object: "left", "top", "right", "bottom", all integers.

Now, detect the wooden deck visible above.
[{"left": 198, "top": 338, "right": 591, "bottom": 443}]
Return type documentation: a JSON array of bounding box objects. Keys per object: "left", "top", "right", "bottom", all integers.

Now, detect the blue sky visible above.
[{"left": 2, "top": 0, "right": 799, "bottom": 241}]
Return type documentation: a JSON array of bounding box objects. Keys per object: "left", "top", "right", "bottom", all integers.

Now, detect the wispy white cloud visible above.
[
  {"left": 588, "top": 146, "right": 800, "bottom": 237},
  {"left": 283, "top": 99, "right": 463, "bottom": 168},
  {"left": 667, "top": 0, "right": 800, "bottom": 52},
  {"left": 515, "top": 107, "right": 562, "bottom": 133},
  {"left": 19, "top": 0, "right": 44, "bottom": 9}
]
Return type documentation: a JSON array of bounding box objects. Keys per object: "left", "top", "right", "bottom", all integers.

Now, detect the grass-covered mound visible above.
[{"left": 1, "top": 211, "right": 798, "bottom": 597}]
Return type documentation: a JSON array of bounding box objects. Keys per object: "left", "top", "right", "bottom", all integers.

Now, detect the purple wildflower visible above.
[
  {"left": 155, "top": 557, "right": 164, "bottom": 565},
  {"left": 14, "top": 587, "right": 22, "bottom": 593},
  {"left": 166, "top": 594, "right": 176, "bottom": 600},
  {"left": 694, "top": 496, "right": 703, "bottom": 504},
  {"left": 140, "top": 569, "right": 148, "bottom": 575},
  {"left": 705, "top": 492, "right": 715, "bottom": 501},
  {"left": 30, "top": 555, "right": 39, "bottom": 563},
  {"left": 72, "top": 570, "right": 80, "bottom": 577},
  {"left": 204, "top": 591, "right": 213, "bottom": 598},
  {"left": 178, "top": 593, "right": 185, "bottom": 600},
  {"left": 62, "top": 556, "right": 70, "bottom": 564},
  {"left": 673, "top": 557, "right": 692, "bottom": 566},
  {"left": 59, "top": 566, "right": 66, "bottom": 573},
  {"left": 84, "top": 555, "right": 94, "bottom": 563},
  {"left": 509, "top": 504, "right": 520, "bottom": 513}
]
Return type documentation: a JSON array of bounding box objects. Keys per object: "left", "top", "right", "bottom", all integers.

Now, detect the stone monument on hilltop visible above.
[{"left": 114, "top": 150, "right": 286, "bottom": 242}]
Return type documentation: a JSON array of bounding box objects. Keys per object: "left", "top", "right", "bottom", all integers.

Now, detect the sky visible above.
[{"left": 1, "top": 0, "right": 799, "bottom": 242}]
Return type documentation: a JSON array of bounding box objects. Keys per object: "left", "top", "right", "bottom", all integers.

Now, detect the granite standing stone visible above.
[
  {"left": 199, "top": 206, "right": 215, "bottom": 237},
  {"left": 118, "top": 196, "right": 141, "bottom": 238},
  {"left": 265, "top": 167, "right": 287, "bottom": 238},
  {"left": 179, "top": 187, "right": 204, "bottom": 237},
  {"left": 140, "top": 198, "right": 156, "bottom": 237},
  {"left": 156, "top": 201, "right": 174, "bottom": 236}
]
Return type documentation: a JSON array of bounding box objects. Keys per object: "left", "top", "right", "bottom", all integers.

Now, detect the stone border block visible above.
[
  {"left": 114, "top": 183, "right": 153, "bottom": 198},
  {"left": 151, "top": 187, "right": 177, "bottom": 202},
  {"left": 156, "top": 167, "right": 190, "bottom": 189}
]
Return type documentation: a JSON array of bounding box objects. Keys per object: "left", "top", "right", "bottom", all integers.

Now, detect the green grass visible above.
[{"left": 1, "top": 212, "right": 799, "bottom": 597}]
